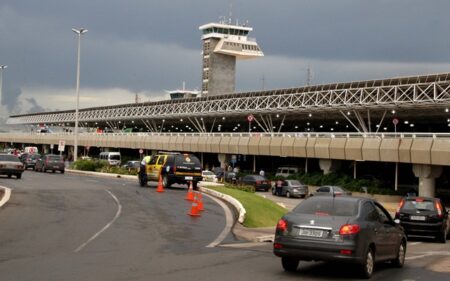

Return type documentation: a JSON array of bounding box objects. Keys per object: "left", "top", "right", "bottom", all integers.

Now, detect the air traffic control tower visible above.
[{"left": 199, "top": 20, "right": 264, "bottom": 96}]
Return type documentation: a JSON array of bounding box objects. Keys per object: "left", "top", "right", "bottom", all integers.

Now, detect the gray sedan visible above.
[
  {"left": 312, "top": 185, "right": 352, "bottom": 197},
  {"left": 273, "top": 180, "right": 309, "bottom": 198},
  {"left": 0, "top": 153, "right": 24, "bottom": 179}
]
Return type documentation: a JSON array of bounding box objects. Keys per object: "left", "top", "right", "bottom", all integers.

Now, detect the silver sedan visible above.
[{"left": 0, "top": 153, "right": 24, "bottom": 179}]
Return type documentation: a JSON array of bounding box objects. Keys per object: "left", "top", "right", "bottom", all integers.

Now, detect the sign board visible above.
[
  {"left": 392, "top": 118, "right": 399, "bottom": 125},
  {"left": 139, "top": 149, "right": 144, "bottom": 154},
  {"left": 50, "top": 144, "right": 54, "bottom": 149},
  {"left": 247, "top": 114, "right": 254, "bottom": 122},
  {"left": 58, "top": 140, "right": 65, "bottom": 152}
]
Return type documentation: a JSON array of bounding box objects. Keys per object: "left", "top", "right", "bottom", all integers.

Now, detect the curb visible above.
[
  {"left": 66, "top": 169, "right": 137, "bottom": 180},
  {"left": 199, "top": 186, "right": 246, "bottom": 224},
  {"left": 0, "top": 185, "right": 11, "bottom": 208}
]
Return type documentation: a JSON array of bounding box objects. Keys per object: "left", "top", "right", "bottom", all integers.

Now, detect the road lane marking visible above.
[
  {"left": 409, "top": 242, "right": 422, "bottom": 245},
  {"left": 204, "top": 193, "right": 234, "bottom": 248},
  {"left": 0, "top": 185, "right": 11, "bottom": 208},
  {"left": 74, "top": 190, "right": 122, "bottom": 253}
]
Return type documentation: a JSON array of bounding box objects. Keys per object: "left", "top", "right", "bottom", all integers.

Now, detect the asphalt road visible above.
[{"left": 0, "top": 171, "right": 449, "bottom": 281}]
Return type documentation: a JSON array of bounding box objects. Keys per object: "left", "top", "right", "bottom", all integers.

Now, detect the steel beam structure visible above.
[{"left": 7, "top": 73, "right": 450, "bottom": 125}]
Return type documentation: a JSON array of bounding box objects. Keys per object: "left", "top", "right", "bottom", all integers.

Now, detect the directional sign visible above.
[{"left": 247, "top": 114, "right": 254, "bottom": 122}]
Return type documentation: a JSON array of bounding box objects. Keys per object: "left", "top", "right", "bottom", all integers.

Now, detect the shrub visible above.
[{"left": 72, "top": 159, "right": 108, "bottom": 171}]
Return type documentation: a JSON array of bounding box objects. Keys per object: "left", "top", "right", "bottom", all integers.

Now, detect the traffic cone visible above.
[
  {"left": 185, "top": 181, "right": 195, "bottom": 201},
  {"left": 156, "top": 174, "right": 164, "bottom": 193},
  {"left": 188, "top": 200, "right": 201, "bottom": 217},
  {"left": 196, "top": 192, "right": 204, "bottom": 211}
]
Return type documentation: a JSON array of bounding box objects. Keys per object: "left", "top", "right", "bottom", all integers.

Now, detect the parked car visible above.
[
  {"left": 241, "top": 175, "right": 271, "bottom": 191},
  {"left": 35, "top": 154, "right": 65, "bottom": 173},
  {"left": 0, "top": 153, "right": 24, "bottom": 179},
  {"left": 202, "top": 170, "right": 218, "bottom": 182},
  {"left": 122, "top": 160, "right": 140, "bottom": 170},
  {"left": 272, "top": 180, "right": 309, "bottom": 198},
  {"left": 395, "top": 196, "right": 450, "bottom": 243},
  {"left": 99, "top": 151, "right": 121, "bottom": 166},
  {"left": 275, "top": 166, "right": 299, "bottom": 178},
  {"left": 22, "top": 153, "right": 41, "bottom": 170},
  {"left": 274, "top": 196, "right": 407, "bottom": 278},
  {"left": 215, "top": 170, "right": 237, "bottom": 183},
  {"left": 311, "top": 185, "right": 352, "bottom": 196}
]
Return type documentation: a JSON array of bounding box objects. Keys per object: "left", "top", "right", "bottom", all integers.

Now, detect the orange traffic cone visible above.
[
  {"left": 156, "top": 174, "right": 164, "bottom": 193},
  {"left": 188, "top": 199, "right": 201, "bottom": 217},
  {"left": 185, "top": 181, "right": 195, "bottom": 201},
  {"left": 196, "top": 192, "right": 204, "bottom": 211}
]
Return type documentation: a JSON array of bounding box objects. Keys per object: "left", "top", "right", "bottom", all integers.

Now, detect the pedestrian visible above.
[{"left": 276, "top": 179, "right": 284, "bottom": 196}]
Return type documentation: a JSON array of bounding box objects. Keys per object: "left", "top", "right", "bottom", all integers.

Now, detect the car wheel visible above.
[
  {"left": 392, "top": 241, "right": 406, "bottom": 268},
  {"left": 16, "top": 174, "right": 22, "bottom": 179},
  {"left": 286, "top": 191, "right": 291, "bottom": 198},
  {"left": 162, "top": 175, "right": 171, "bottom": 189},
  {"left": 281, "top": 257, "right": 299, "bottom": 272},
  {"left": 437, "top": 230, "right": 447, "bottom": 243},
  {"left": 60, "top": 170, "right": 65, "bottom": 174},
  {"left": 360, "top": 247, "right": 374, "bottom": 279},
  {"left": 52, "top": 170, "right": 55, "bottom": 173}
]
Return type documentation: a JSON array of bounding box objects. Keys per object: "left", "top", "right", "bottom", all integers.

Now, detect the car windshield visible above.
[
  {"left": 0, "top": 154, "right": 21, "bottom": 162},
  {"left": 293, "top": 198, "right": 358, "bottom": 217},
  {"left": 403, "top": 199, "right": 435, "bottom": 211}
]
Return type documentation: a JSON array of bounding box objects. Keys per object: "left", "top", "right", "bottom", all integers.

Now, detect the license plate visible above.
[
  {"left": 298, "top": 228, "right": 324, "bottom": 237},
  {"left": 54, "top": 166, "right": 60, "bottom": 169},
  {"left": 410, "top": 215, "right": 426, "bottom": 221},
  {"left": 185, "top": 176, "right": 193, "bottom": 180}
]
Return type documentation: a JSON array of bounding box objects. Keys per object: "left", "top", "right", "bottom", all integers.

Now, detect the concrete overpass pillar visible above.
[
  {"left": 217, "top": 154, "right": 227, "bottom": 169},
  {"left": 319, "top": 159, "right": 341, "bottom": 175},
  {"left": 412, "top": 164, "right": 442, "bottom": 197}
]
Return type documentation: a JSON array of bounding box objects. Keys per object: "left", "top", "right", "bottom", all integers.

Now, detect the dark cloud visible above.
[
  {"left": 1, "top": 0, "right": 450, "bottom": 114},
  {"left": 26, "top": 97, "right": 46, "bottom": 113},
  {"left": 1, "top": 86, "right": 22, "bottom": 113}
]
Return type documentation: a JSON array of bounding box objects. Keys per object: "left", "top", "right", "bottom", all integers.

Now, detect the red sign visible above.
[
  {"left": 392, "top": 118, "right": 399, "bottom": 125},
  {"left": 139, "top": 149, "right": 144, "bottom": 154},
  {"left": 247, "top": 114, "right": 254, "bottom": 122}
]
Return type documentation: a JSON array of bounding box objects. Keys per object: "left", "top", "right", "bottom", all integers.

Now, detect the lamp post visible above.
[
  {"left": 72, "top": 28, "right": 88, "bottom": 162},
  {"left": 0, "top": 65, "right": 7, "bottom": 112}
]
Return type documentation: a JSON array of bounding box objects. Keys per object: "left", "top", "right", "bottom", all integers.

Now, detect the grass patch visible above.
[{"left": 207, "top": 186, "right": 288, "bottom": 228}]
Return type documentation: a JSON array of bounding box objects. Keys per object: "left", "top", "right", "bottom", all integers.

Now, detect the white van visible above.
[
  {"left": 99, "top": 152, "right": 121, "bottom": 166},
  {"left": 275, "top": 167, "right": 299, "bottom": 178}
]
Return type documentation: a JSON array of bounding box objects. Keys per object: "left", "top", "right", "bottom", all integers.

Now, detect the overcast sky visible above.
[{"left": 1, "top": 0, "right": 450, "bottom": 119}]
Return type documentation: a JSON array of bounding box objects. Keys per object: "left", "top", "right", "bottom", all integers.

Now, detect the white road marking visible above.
[
  {"left": 0, "top": 185, "right": 11, "bottom": 208},
  {"left": 204, "top": 193, "right": 234, "bottom": 248},
  {"left": 406, "top": 251, "right": 450, "bottom": 260},
  {"left": 409, "top": 242, "right": 422, "bottom": 246},
  {"left": 74, "top": 190, "right": 122, "bottom": 253}
]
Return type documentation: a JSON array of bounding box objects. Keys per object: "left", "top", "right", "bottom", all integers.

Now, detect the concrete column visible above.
[
  {"left": 218, "top": 153, "right": 230, "bottom": 169},
  {"left": 412, "top": 164, "right": 443, "bottom": 197},
  {"left": 319, "top": 159, "right": 341, "bottom": 175}
]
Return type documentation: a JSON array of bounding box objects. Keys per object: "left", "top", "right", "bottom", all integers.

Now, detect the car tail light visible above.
[
  {"left": 256, "top": 180, "right": 261, "bottom": 184},
  {"left": 416, "top": 198, "right": 424, "bottom": 202},
  {"left": 276, "top": 219, "right": 287, "bottom": 232},
  {"left": 435, "top": 201, "right": 443, "bottom": 218},
  {"left": 315, "top": 211, "right": 329, "bottom": 216},
  {"left": 396, "top": 199, "right": 405, "bottom": 217},
  {"left": 339, "top": 224, "right": 360, "bottom": 235},
  {"left": 334, "top": 191, "right": 342, "bottom": 196},
  {"left": 274, "top": 243, "right": 283, "bottom": 249},
  {"left": 340, "top": 249, "right": 352, "bottom": 255}
]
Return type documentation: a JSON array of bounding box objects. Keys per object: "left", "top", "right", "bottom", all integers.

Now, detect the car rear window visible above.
[
  {"left": 0, "top": 155, "right": 20, "bottom": 162},
  {"left": 48, "top": 156, "right": 62, "bottom": 161},
  {"left": 293, "top": 198, "right": 359, "bottom": 217},
  {"left": 175, "top": 155, "right": 200, "bottom": 166},
  {"left": 402, "top": 199, "right": 435, "bottom": 211}
]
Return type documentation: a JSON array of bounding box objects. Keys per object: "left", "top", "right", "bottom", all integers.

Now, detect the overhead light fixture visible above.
[
  {"left": 347, "top": 111, "right": 351, "bottom": 115},
  {"left": 319, "top": 125, "right": 323, "bottom": 128},
  {"left": 276, "top": 114, "right": 279, "bottom": 118},
  {"left": 335, "top": 121, "right": 339, "bottom": 125},
  {"left": 404, "top": 120, "right": 409, "bottom": 124},
  {"left": 307, "top": 122, "right": 310, "bottom": 126},
  {"left": 410, "top": 124, "right": 414, "bottom": 127},
  {"left": 391, "top": 110, "right": 396, "bottom": 114},
  {"left": 308, "top": 113, "right": 312, "bottom": 117},
  {"left": 446, "top": 108, "right": 449, "bottom": 113}
]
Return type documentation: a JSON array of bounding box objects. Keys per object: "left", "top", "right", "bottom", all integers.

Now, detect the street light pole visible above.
[
  {"left": 0, "top": 65, "right": 7, "bottom": 111},
  {"left": 72, "top": 28, "right": 88, "bottom": 162}
]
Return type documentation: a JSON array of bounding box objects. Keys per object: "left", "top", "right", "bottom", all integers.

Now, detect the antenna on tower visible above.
[{"left": 306, "top": 64, "right": 313, "bottom": 86}]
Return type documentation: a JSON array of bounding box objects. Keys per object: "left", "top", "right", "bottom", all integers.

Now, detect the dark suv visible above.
[
  {"left": 139, "top": 153, "right": 202, "bottom": 190},
  {"left": 395, "top": 196, "right": 450, "bottom": 243},
  {"left": 35, "top": 154, "right": 65, "bottom": 174}
]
